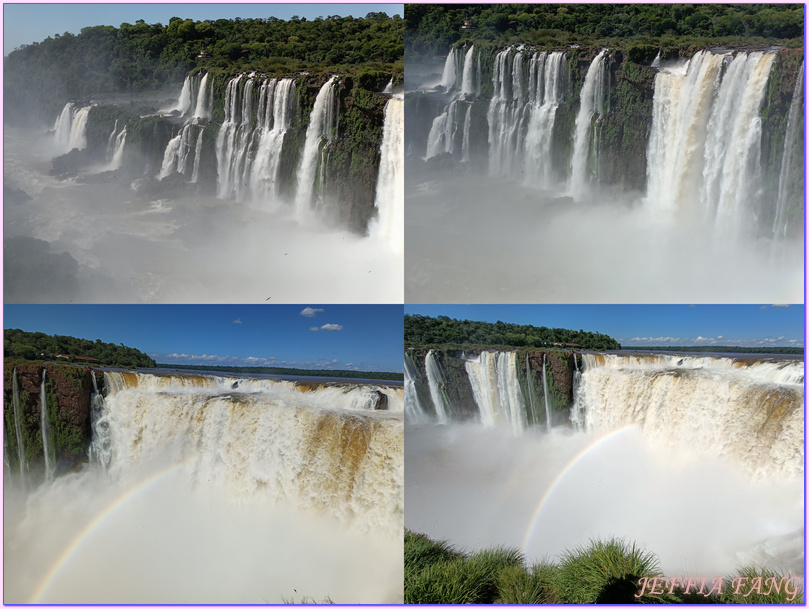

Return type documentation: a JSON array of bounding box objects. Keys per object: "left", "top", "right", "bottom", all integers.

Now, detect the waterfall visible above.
[
  {"left": 295, "top": 76, "right": 338, "bottom": 216},
  {"left": 577, "top": 353, "right": 804, "bottom": 478},
  {"left": 106, "top": 119, "right": 119, "bottom": 159},
  {"left": 53, "top": 102, "right": 92, "bottom": 154},
  {"left": 425, "top": 46, "right": 478, "bottom": 159},
  {"left": 109, "top": 127, "right": 126, "bottom": 170},
  {"left": 383, "top": 77, "right": 394, "bottom": 95},
  {"left": 12, "top": 368, "right": 26, "bottom": 484},
  {"left": 460, "top": 45, "right": 477, "bottom": 97},
  {"left": 461, "top": 104, "right": 472, "bottom": 162},
  {"left": 646, "top": 50, "right": 776, "bottom": 238},
  {"left": 371, "top": 97, "right": 404, "bottom": 254},
  {"left": 40, "top": 370, "right": 54, "bottom": 482},
  {"left": 465, "top": 351, "right": 527, "bottom": 434},
  {"left": 570, "top": 353, "right": 584, "bottom": 430},
  {"left": 542, "top": 354, "right": 552, "bottom": 432},
  {"left": 439, "top": 46, "right": 461, "bottom": 91},
  {"left": 425, "top": 351, "right": 449, "bottom": 424},
  {"left": 193, "top": 72, "right": 211, "bottom": 120},
  {"left": 489, "top": 48, "right": 567, "bottom": 184},
  {"left": 404, "top": 355, "right": 427, "bottom": 422},
  {"left": 216, "top": 75, "right": 255, "bottom": 201},
  {"left": 88, "top": 372, "right": 110, "bottom": 468},
  {"left": 94, "top": 371, "right": 403, "bottom": 529},
  {"left": 169, "top": 74, "right": 194, "bottom": 115},
  {"left": 569, "top": 49, "right": 608, "bottom": 196},
  {"left": 773, "top": 62, "right": 804, "bottom": 239},
  {"left": 159, "top": 124, "right": 197, "bottom": 179},
  {"left": 190, "top": 127, "right": 204, "bottom": 183}
]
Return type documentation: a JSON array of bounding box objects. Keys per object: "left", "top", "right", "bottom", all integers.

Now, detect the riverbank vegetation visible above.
[
  {"left": 5, "top": 12, "right": 403, "bottom": 123},
  {"left": 406, "top": 4, "right": 803, "bottom": 59},
  {"left": 404, "top": 530, "right": 804, "bottom": 604},
  {"left": 4, "top": 329, "right": 156, "bottom": 368},
  {"left": 405, "top": 315, "right": 621, "bottom": 350},
  {"left": 155, "top": 364, "right": 403, "bottom": 382}
]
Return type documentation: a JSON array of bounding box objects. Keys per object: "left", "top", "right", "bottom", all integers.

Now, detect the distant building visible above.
[
  {"left": 461, "top": 19, "right": 475, "bottom": 32},
  {"left": 197, "top": 49, "right": 210, "bottom": 60}
]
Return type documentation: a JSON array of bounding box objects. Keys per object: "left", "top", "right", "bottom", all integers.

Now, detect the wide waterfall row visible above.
[
  {"left": 488, "top": 47, "right": 568, "bottom": 186},
  {"left": 409, "top": 349, "right": 563, "bottom": 431},
  {"left": 646, "top": 50, "right": 778, "bottom": 236},
  {"left": 52, "top": 102, "right": 93, "bottom": 154},
  {"left": 90, "top": 371, "right": 403, "bottom": 534},
  {"left": 465, "top": 351, "right": 527, "bottom": 434},
  {"left": 576, "top": 353, "right": 804, "bottom": 478},
  {"left": 216, "top": 75, "right": 299, "bottom": 202}
]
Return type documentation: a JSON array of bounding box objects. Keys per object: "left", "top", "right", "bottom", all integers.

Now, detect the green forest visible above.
[
  {"left": 406, "top": 4, "right": 804, "bottom": 58},
  {"left": 155, "top": 363, "right": 403, "bottom": 382},
  {"left": 4, "top": 329, "right": 156, "bottom": 368},
  {"left": 4, "top": 12, "right": 403, "bottom": 122},
  {"left": 405, "top": 315, "right": 621, "bottom": 351}
]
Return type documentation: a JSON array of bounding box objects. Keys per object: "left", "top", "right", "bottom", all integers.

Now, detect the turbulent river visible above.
[{"left": 4, "top": 371, "right": 404, "bottom": 603}]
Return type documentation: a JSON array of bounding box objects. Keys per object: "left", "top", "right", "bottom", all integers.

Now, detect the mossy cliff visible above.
[
  {"left": 414, "top": 44, "right": 803, "bottom": 198},
  {"left": 407, "top": 348, "right": 579, "bottom": 428},
  {"left": 53, "top": 69, "right": 395, "bottom": 234},
  {"left": 4, "top": 364, "right": 100, "bottom": 481}
]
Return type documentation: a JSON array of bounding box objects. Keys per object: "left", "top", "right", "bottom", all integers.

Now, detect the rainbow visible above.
[
  {"left": 520, "top": 425, "right": 638, "bottom": 554},
  {"left": 31, "top": 460, "right": 194, "bottom": 603}
]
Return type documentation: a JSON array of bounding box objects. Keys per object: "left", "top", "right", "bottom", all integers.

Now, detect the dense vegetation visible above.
[
  {"left": 406, "top": 4, "right": 804, "bottom": 59},
  {"left": 156, "top": 363, "right": 403, "bottom": 382},
  {"left": 4, "top": 329, "right": 156, "bottom": 368},
  {"left": 626, "top": 346, "right": 804, "bottom": 354},
  {"left": 405, "top": 315, "right": 621, "bottom": 350},
  {"left": 5, "top": 12, "right": 403, "bottom": 123},
  {"left": 405, "top": 530, "right": 804, "bottom": 604}
]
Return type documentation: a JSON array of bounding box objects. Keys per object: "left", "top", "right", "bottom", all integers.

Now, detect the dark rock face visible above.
[
  {"left": 373, "top": 390, "right": 389, "bottom": 411},
  {"left": 3, "top": 364, "right": 98, "bottom": 480}
]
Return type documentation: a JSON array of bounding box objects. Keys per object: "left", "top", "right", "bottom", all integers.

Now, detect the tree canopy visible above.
[
  {"left": 4, "top": 329, "right": 156, "bottom": 368},
  {"left": 406, "top": 4, "right": 804, "bottom": 58},
  {"left": 404, "top": 315, "right": 621, "bottom": 351},
  {"left": 5, "top": 13, "right": 404, "bottom": 123}
]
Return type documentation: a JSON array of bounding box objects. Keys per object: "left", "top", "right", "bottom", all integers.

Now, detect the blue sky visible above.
[
  {"left": 4, "top": 305, "right": 404, "bottom": 371},
  {"left": 3, "top": 2, "right": 404, "bottom": 55},
  {"left": 404, "top": 305, "right": 805, "bottom": 349}
]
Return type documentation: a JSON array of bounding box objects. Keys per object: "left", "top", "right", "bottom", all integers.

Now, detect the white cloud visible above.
[
  {"left": 309, "top": 326, "right": 319, "bottom": 332},
  {"left": 233, "top": 318, "right": 242, "bottom": 324},
  {"left": 300, "top": 307, "right": 324, "bottom": 317},
  {"left": 319, "top": 323, "right": 343, "bottom": 331}
]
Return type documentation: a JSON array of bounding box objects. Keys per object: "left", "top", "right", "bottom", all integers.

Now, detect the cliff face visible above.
[
  {"left": 55, "top": 70, "right": 393, "bottom": 234},
  {"left": 4, "top": 364, "right": 99, "bottom": 480},
  {"left": 412, "top": 45, "right": 803, "bottom": 198},
  {"left": 407, "top": 348, "right": 578, "bottom": 427}
]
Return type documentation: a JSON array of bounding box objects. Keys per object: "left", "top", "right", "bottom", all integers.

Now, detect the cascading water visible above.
[
  {"left": 577, "top": 353, "right": 804, "bottom": 478},
  {"left": 295, "top": 76, "right": 338, "bottom": 216},
  {"left": 12, "top": 368, "right": 27, "bottom": 484},
  {"left": 404, "top": 355, "right": 428, "bottom": 422},
  {"left": 248, "top": 78, "right": 297, "bottom": 202},
  {"left": 40, "top": 370, "right": 54, "bottom": 482},
  {"left": 7, "top": 369, "right": 404, "bottom": 604},
  {"left": 406, "top": 350, "right": 804, "bottom": 580},
  {"left": 465, "top": 351, "right": 527, "bottom": 434},
  {"left": 425, "top": 45, "right": 477, "bottom": 160},
  {"left": 424, "top": 350, "right": 450, "bottom": 424},
  {"left": 167, "top": 74, "right": 194, "bottom": 115},
  {"left": 488, "top": 48, "right": 567, "bottom": 184},
  {"left": 158, "top": 124, "right": 197, "bottom": 179},
  {"left": 371, "top": 96, "right": 404, "bottom": 254},
  {"left": 193, "top": 72, "right": 211, "bottom": 120},
  {"left": 53, "top": 103, "right": 92, "bottom": 154},
  {"left": 541, "top": 353, "right": 551, "bottom": 432},
  {"left": 646, "top": 50, "right": 776, "bottom": 238},
  {"left": 569, "top": 49, "right": 608, "bottom": 196},
  {"left": 773, "top": 62, "right": 804, "bottom": 240},
  {"left": 88, "top": 371, "right": 110, "bottom": 468}
]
